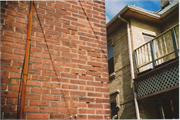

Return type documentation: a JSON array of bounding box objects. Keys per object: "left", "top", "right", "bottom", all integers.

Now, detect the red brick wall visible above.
[{"left": 1, "top": 0, "right": 110, "bottom": 119}]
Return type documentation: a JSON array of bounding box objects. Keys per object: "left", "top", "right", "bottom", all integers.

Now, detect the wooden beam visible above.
[{"left": 137, "top": 85, "right": 179, "bottom": 100}]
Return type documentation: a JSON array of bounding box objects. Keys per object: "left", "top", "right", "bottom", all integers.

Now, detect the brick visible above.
[
  {"left": 79, "top": 65, "right": 94, "bottom": 71},
  {"left": 24, "top": 106, "right": 39, "bottom": 112},
  {"left": 51, "top": 89, "right": 69, "bottom": 95},
  {"left": 1, "top": 98, "right": 6, "bottom": 104},
  {"left": 79, "top": 75, "right": 93, "bottom": 81},
  {"left": 88, "top": 61, "right": 102, "bottom": 67},
  {"left": 1, "top": 105, "right": 16, "bottom": 111},
  {"left": 5, "top": 20, "right": 26, "bottom": 28},
  {"left": 61, "top": 73, "right": 77, "bottom": 79},
  {"left": 33, "top": 63, "right": 52, "bottom": 70},
  {"left": 61, "top": 96, "right": 78, "bottom": 101},
  {"left": 71, "top": 59, "right": 86, "bottom": 64},
  {"left": 70, "top": 102, "right": 87, "bottom": 108},
  {"left": 7, "top": 1, "right": 27, "bottom": 9},
  {"left": 70, "top": 79, "right": 86, "bottom": 85},
  {"left": 62, "top": 84, "right": 78, "bottom": 90},
  {"left": 51, "top": 101, "right": 69, "bottom": 107},
  {"left": 71, "top": 69, "right": 86, "bottom": 75},
  {"left": 6, "top": 9, "right": 26, "bottom": 18},
  {"left": 70, "top": 91, "right": 86, "bottom": 96},
  {"left": 59, "top": 108, "right": 77, "bottom": 113},
  {"left": 31, "top": 87, "right": 50, "bottom": 94},
  {"left": 8, "top": 85, "right": 19, "bottom": 91},
  {"left": 50, "top": 114, "right": 68, "bottom": 119},
  {"left": 96, "top": 98, "right": 109, "bottom": 103},
  {"left": 1, "top": 41, "right": 23, "bottom": 49},
  {"left": 87, "top": 81, "right": 102, "bottom": 87},
  {"left": 1, "top": 84, "right": 7, "bottom": 90},
  {"left": 79, "top": 108, "right": 95, "bottom": 114},
  {"left": 54, "top": 66, "right": 70, "bottom": 72},
  {"left": 26, "top": 93, "right": 41, "bottom": 99},
  {"left": 4, "top": 112, "right": 18, "bottom": 119},
  {"left": 56, "top": 9, "right": 72, "bottom": 17},
  {"left": 1, "top": 71, "right": 9, "bottom": 77},
  {"left": 30, "top": 100, "right": 49, "bottom": 106},
  {"left": 79, "top": 86, "right": 94, "bottom": 91},
  {"left": 4, "top": 31, "right": 24, "bottom": 39},
  {"left": 28, "top": 113, "right": 49, "bottom": 119},
  {"left": 88, "top": 92, "right": 102, "bottom": 97},
  {"left": 56, "top": 1, "right": 71, "bottom": 7},
  {"left": 62, "top": 41, "right": 77, "bottom": 48},
  {"left": 1, "top": 91, "right": 18, "bottom": 98},
  {"left": 1, "top": 36, "right": 15, "bottom": 42},
  {"left": 96, "top": 109, "right": 110, "bottom": 114},
  {"left": 40, "top": 107, "right": 60, "bottom": 113},
  {"left": 61, "top": 62, "right": 78, "bottom": 68},
  {"left": 27, "top": 80, "right": 41, "bottom": 87},
  {"left": 88, "top": 103, "right": 103, "bottom": 108},
  {"left": 87, "top": 71, "right": 101, "bottom": 77},
  {"left": 32, "top": 75, "right": 50, "bottom": 81},
  {"left": 1, "top": 14, "right": 15, "bottom": 21},
  {"left": 79, "top": 97, "right": 95, "bottom": 102},
  {"left": 88, "top": 115, "right": 103, "bottom": 119},
  {"left": 9, "top": 72, "right": 21, "bottom": 78},
  {"left": 1, "top": 78, "right": 19, "bottom": 85},
  {"left": 1, "top": 58, "right": 11, "bottom": 65},
  {"left": 52, "top": 77, "right": 69, "bottom": 83},
  {"left": 96, "top": 87, "right": 109, "bottom": 92},
  {"left": 88, "top": 52, "right": 101, "bottom": 58},
  {"left": 39, "top": 4, "right": 55, "bottom": 12},
  {"left": 42, "top": 94, "right": 60, "bottom": 101}
]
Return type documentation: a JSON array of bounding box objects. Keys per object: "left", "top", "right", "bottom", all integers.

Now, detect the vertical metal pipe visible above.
[
  {"left": 118, "top": 15, "right": 140, "bottom": 120},
  {"left": 19, "top": 1, "right": 34, "bottom": 119}
]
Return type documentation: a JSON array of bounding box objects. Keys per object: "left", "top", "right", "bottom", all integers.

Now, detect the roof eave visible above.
[{"left": 106, "top": 5, "right": 161, "bottom": 28}]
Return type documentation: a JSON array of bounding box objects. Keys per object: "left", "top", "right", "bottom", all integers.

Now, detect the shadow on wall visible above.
[{"left": 109, "top": 23, "right": 136, "bottom": 119}]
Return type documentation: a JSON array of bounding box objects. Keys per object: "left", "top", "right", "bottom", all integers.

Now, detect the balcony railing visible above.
[{"left": 133, "top": 24, "right": 179, "bottom": 75}]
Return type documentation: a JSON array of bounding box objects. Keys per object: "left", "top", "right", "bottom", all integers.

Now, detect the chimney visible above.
[{"left": 160, "top": 0, "right": 169, "bottom": 7}]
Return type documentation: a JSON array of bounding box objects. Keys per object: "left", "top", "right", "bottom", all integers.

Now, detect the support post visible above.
[
  {"left": 19, "top": 1, "right": 34, "bottom": 119},
  {"left": 133, "top": 51, "right": 139, "bottom": 76},
  {"left": 171, "top": 28, "right": 179, "bottom": 58},
  {"left": 150, "top": 41, "right": 155, "bottom": 68}
]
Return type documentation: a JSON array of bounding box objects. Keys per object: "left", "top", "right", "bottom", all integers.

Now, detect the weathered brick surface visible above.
[{"left": 1, "top": 0, "right": 110, "bottom": 119}]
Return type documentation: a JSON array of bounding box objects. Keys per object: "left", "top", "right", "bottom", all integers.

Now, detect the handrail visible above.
[
  {"left": 134, "top": 24, "right": 179, "bottom": 51},
  {"left": 134, "top": 24, "right": 179, "bottom": 75}
]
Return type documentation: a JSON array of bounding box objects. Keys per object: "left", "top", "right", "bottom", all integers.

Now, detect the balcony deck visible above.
[{"left": 133, "top": 24, "right": 179, "bottom": 99}]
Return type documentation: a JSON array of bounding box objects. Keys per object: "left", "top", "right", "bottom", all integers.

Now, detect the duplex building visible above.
[{"left": 107, "top": 0, "right": 179, "bottom": 119}]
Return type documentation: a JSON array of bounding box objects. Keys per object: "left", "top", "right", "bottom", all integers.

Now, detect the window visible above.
[
  {"left": 143, "top": 34, "right": 154, "bottom": 43},
  {"left": 108, "top": 44, "right": 114, "bottom": 74},
  {"left": 142, "top": 34, "right": 155, "bottom": 71}
]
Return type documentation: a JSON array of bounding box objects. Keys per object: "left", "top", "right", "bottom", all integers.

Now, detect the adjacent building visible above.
[
  {"left": 107, "top": 0, "right": 179, "bottom": 119},
  {"left": 1, "top": 0, "right": 110, "bottom": 119}
]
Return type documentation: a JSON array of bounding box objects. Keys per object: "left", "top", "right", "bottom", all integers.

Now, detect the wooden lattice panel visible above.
[{"left": 137, "top": 65, "right": 179, "bottom": 97}]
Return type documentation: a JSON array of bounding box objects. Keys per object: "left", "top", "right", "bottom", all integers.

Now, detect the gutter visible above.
[
  {"left": 19, "top": 1, "right": 34, "bottom": 119},
  {"left": 106, "top": 5, "right": 160, "bottom": 29},
  {"left": 118, "top": 15, "right": 140, "bottom": 120}
]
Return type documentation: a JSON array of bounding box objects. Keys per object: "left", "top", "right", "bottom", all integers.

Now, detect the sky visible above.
[{"left": 105, "top": 0, "right": 161, "bottom": 23}]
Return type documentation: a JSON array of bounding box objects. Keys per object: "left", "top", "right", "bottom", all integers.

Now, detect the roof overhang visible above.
[{"left": 106, "top": 3, "right": 179, "bottom": 36}]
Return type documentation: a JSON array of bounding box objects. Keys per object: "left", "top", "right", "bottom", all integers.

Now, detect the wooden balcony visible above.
[{"left": 133, "top": 24, "right": 179, "bottom": 99}]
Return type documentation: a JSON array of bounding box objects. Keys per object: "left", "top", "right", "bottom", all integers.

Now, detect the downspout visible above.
[
  {"left": 118, "top": 15, "right": 140, "bottom": 119},
  {"left": 19, "top": 1, "right": 34, "bottom": 119}
]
